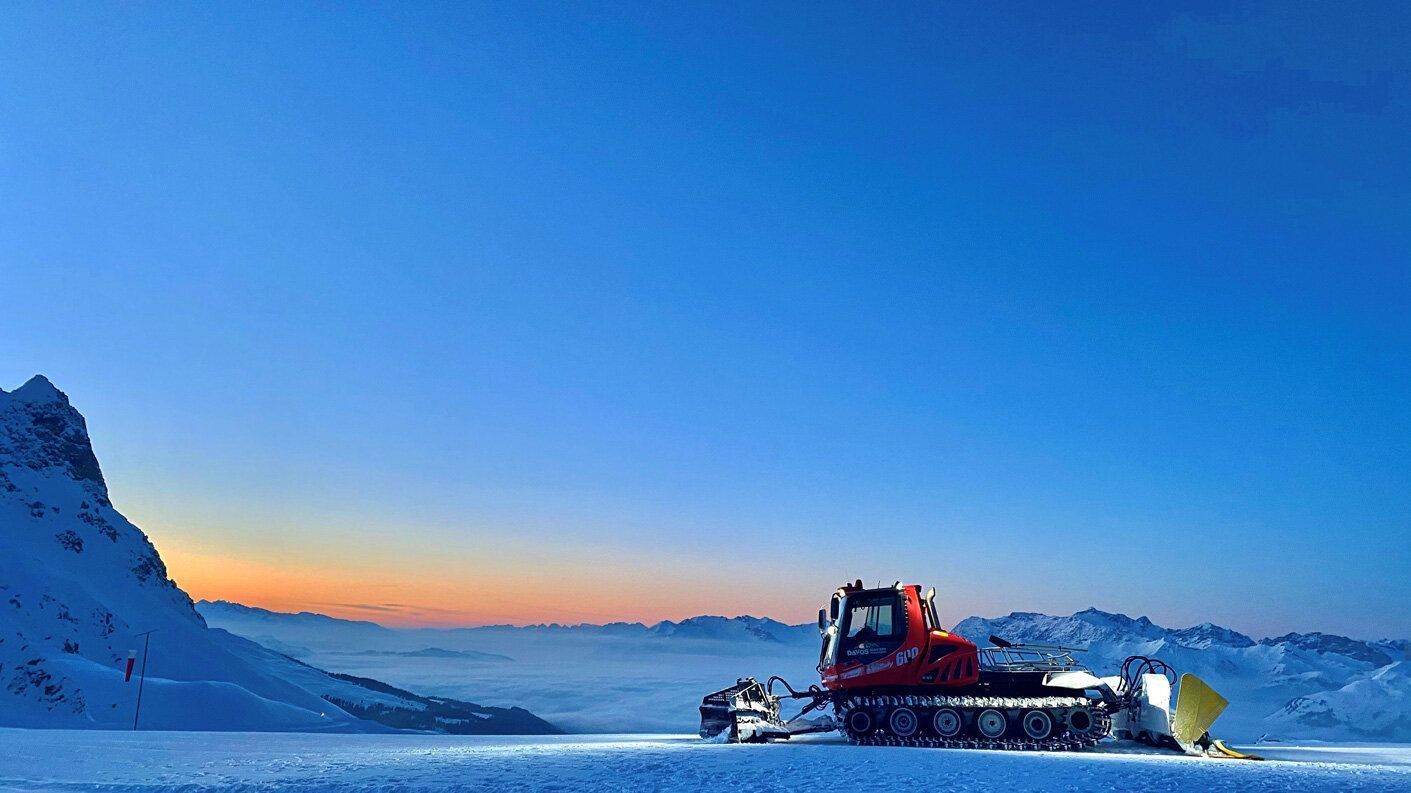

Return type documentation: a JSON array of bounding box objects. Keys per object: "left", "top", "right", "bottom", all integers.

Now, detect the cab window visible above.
[
  {"left": 847, "top": 602, "right": 895, "bottom": 638},
  {"left": 837, "top": 593, "right": 904, "bottom": 664}
]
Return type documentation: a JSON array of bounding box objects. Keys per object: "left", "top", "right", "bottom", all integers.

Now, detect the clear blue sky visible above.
[{"left": 2, "top": 2, "right": 1407, "bottom": 637}]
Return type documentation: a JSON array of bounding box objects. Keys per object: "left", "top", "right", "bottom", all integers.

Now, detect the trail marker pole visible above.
[{"left": 132, "top": 630, "right": 156, "bottom": 731}]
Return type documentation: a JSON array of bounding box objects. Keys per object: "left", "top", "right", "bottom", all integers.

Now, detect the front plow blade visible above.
[{"left": 1172, "top": 673, "right": 1228, "bottom": 748}]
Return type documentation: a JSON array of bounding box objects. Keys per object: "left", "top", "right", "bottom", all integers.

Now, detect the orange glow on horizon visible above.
[{"left": 160, "top": 546, "right": 815, "bottom": 628}]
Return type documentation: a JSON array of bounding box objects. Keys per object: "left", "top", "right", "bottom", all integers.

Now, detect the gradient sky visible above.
[{"left": 2, "top": 2, "right": 1407, "bottom": 637}]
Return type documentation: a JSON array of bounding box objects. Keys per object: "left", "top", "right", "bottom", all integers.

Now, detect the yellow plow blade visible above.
[{"left": 1172, "top": 673, "right": 1228, "bottom": 747}]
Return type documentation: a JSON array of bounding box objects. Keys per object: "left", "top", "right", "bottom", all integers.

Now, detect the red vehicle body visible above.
[
  {"left": 818, "top": 580, "right": 980, "bottom": 691},
  {"left": 810, "top": 580, "right": 1116, "bottom": 745},
  {"left": 701, "top": 579, "right": 1115, "bottom": 746}
]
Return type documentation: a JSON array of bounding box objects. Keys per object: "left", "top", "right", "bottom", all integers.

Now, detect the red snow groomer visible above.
[{"left": 700, "top": 580, "right": 1257, "bottom": 758}]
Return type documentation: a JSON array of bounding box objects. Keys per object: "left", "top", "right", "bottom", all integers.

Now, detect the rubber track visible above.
[{"left": 837, "top": 694, "right": 1112, "bottom": 751}]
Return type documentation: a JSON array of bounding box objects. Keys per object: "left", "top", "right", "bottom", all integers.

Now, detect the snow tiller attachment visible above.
[
  {"left": 698, "top": 677, "right": 833, "bottom": 742},
  {"left": 699, "top": 580, "right": 1259, "bottom": 758}
]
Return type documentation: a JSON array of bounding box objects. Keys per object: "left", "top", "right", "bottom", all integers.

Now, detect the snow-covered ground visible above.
[{"left": 0, "top": 729, "right": 1407, "bottom": 792}]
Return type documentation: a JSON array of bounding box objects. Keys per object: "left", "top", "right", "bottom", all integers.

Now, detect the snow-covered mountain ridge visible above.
[
  {"left": 953, "top": 607, "right": 1405, "bottom": 659},
  {"left": 198, "top": 600, "right": 817, "bottom": 644},
  {"left": 0, "top": 376, "right": 557, "bottom": 734},
  {"left": 954, "top": 609, "right": 1410, "bottom": 741}
]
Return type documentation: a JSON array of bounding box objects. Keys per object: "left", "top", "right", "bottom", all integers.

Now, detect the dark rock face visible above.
[
  {"left": 1261, "top": 632, "right": 1394, "bottom": 668},
  {"left": 0, "top": 377, "right": 107, "bottom": 491},
  {"left": 1, "top": 376, "right": 191, "bottom": 601},
  {"left": 55, "top": 530, "right": 84, "bottom": 553}
]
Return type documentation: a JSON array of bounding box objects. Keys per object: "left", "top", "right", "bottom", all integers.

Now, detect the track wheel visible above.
[
  {"left": 847, "top": 708, "right": 875, "bottom": 736},
  {"left": 1068, "top": 707, "right": 1093, "bottom": 734},
  {"left": 888, "top": 707, "right": 919, "bottom": 738},
  {"left": 932, "top": 708, "right": 962, "bottom": 738},
  {"left": 976, "top": 708, "right": 1007, "bottom": 738},
  {"left": 1022, "top": 709, "right": 1054, "bottom": 740}
]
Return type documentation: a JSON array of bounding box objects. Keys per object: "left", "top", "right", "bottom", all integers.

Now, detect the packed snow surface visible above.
[{"left": 0, "top": 729, "right": 1407, "bottom": 792}]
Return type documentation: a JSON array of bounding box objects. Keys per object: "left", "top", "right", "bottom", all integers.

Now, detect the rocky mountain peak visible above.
[
  {"left": 1260, "top": 632, "right": 1394, "bottom": 667},
  {"left": 1, "top": 375, "right": 104, "bottom": 491},
  {"left": 4, "top": 375, "right": 69, "bottom": 405},
  {"left": 1074, "top": 607, "right": 1158, "bottom": 630},
  {"left": 1170, "top": 622, "right": 1257, "bottom": 649},
  {"left": 649, "top": 615, "right": 809, "bottom": 642}
]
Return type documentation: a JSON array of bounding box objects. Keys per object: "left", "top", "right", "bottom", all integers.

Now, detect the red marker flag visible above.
[{"left": 124, "top": 650, "right": 137, "bottom": 682}]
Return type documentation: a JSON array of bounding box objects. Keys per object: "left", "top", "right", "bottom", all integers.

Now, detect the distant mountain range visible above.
[
  {"left": 0, "top": 376, "right": 558, "bottom": 735},
  {"left": 199, "top": 600, "right": 815, "bottom": 646}
]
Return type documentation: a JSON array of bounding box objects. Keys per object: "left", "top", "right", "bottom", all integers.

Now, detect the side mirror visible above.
[{"left": 818, "top": 609, "right": 828, "bottom": 631}]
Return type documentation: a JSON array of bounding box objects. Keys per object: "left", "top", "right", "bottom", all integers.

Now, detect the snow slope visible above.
[
  {"left": 0, "top": 728, "right": 1407, "bottom": 793},
  {"left": 0, "top": 376, "right": 556, "bottom": 735},
  {"left": 1269, "top": 663, "right": 1411, "bottom": 740}
]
